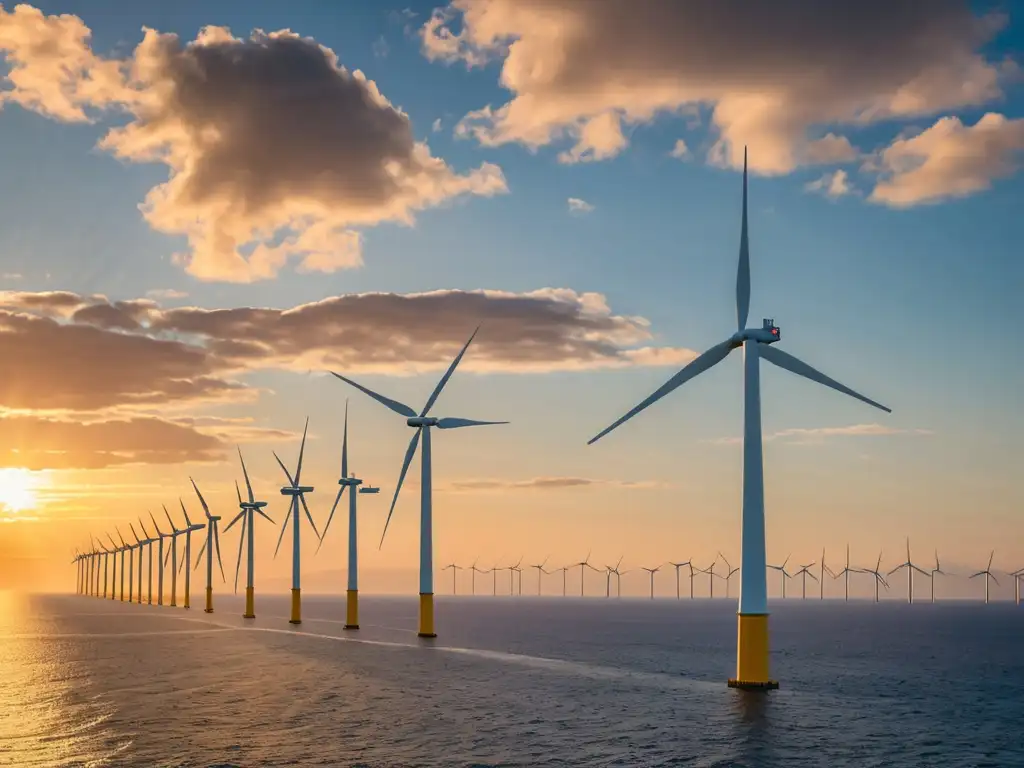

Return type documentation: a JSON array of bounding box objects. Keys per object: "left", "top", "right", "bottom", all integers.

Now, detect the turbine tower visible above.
[
  {"left": 573, "top": 552, "right": 599, "bottom": 597},
  {"left": 163, "top": 503, "right": 187, "bottom": 607},
  {"left": 641, "top": 565, "right": 661, "bottom": 599},
  {"left": 530, "top": 557, "right": 550, "bottom": 596},
  {"left": 860, "top": 551, "right": 889, "bottom": 602},
  {"left": 669, "top": 560, "right": 691, "bottom": 599},
  {"left": 929, "top": 551, "right": 946, "bottom": 603},
  {"left": 128, "top": 524, "right": 141, "bottom": 603},
  {"left": 793, "top": 562, "right": 818, "bottom": 599},
  {"left": 719, "top": 552, "right": 740, "bottom": 598},
  {"left": 331, "top": 327, "right": 507, "bottom": 638},
  {"left": 969, "top": 551, "right": 999, "bottom": 604},
  {"left": 586, "top": 148, "right": 891, "bottom": 690},
  {"left": 318, "top": 401, "right": 379, "bottom": 630},
  {"left": 819, "top": 548, "right": 835, "bottom": 599},
  {"left": 192, "top": 480, "right": 225, "bottom": 613},
  {"left": 1011, "top": 567, "right": 1022, "bottom": 606},
  {"left": 273, "top": 418, "right": 319, "bottom": 625},
  {"left": 888, "top": 538, "right": 928, "bottom": 604},
  {"left": 227, "top": 449, "right": 274, "bottom": 619},
  {"left": 833, "top": 544, "right": 855, "bottom": 601},
  {"left": 115, "top": 529, "right": 129, "bottom": 601},
  {"left": 149, "top": 511, "right": 169, "bottom": 606},
  {"left": 181, "top": 487, "right": 206, "bottom": 609},
  {"left": 442, "top": 563, "right": 462, "bottom": 594},
  {"left": 469, "top": 559, "right": 488, "bottom": 595},
  {"left": 138, "top": 518, "right": 155, "bottom": 605},
  {"left": 699, "top": 559, "right": 717, "bottom": 599},
  {"left": 105, "top": 534, "right": 120, "bottom": 601}
]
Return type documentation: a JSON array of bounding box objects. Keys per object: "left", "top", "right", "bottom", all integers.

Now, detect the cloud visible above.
[
  {"left": 805, "top": 169, "right": 854, "bottom": 199},
  {"left": 0, "top": 7, "right": 507, "bottom": 283},
  {"left": 869, "top": 113, "right": 1024, "bottom": 206},
  {"left": 372, "top": 35, "right": 390, "bottom": 58},
  {"left": 670, "top": 139, "right": 689, "bottom": 159},
  {"left": 0, "top": 288, "right": 695, "bottom": 414},
  {"left": 710, "top": 423, "right": 934, "bottom": 445},
  {"left": 567, "top": 197, "right": 594, "bottom": 214},
  {"left": 422, "top": 0, "right": 1015, "bottom": 174},
  {"left": 445, "top": 476, "right": 668, "bottom": 492},
  {"left": 432, "top": 117, "right": 443, "bottom": 132},
  {"left": 145, "top": 288, "right": 188, "bottom": 300},
  {"left": 2, "top": 273, "right": 22, "bottom": 281}
]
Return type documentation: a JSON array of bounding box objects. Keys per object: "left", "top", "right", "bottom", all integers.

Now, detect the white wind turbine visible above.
[
  {"left": 191, "top": 479, "right": 225, "bottom": 613},
  {"left": 586, "top": 148, "right": 891, "bottom": 690},
  {"left": 718, "top": 552, "right": 740, "bottom": 598},
  {"left": 641, "top": 565, "right": 661, "bottom": 599},
  {"left": 226, "top": 449, "right": 274, "bottom": 619},
  {"left": 888, "top": 537, "right": 929, "bottom": 604},
  {"left": 929, "top": 550, "right": 947, "bottom": 603},
  {"left": 832, "top": 544, "right": 855, "bottom": 601},
  {"left": 505, "top": 557, "right": 523, "bottom": 595},
  {"left": 180, "top": 488, "right": 206, "bottom": 610},
  {"left": 137, "top": 517, "right": 156, "bottom": 605},
  {"left": 105, "top": 534, "right": 120, "bottom": 601},
  {"left": 95, "top": 536, "right": 111, "bottom": 599},
  {"left": 273, "top": 418, "right": 320, "bottom": 625},
  {"left": 604, "top": 556, "right": 624, "bottom": 598},
  {"left": 793, "top": 562, "right": 818, "bottom": 599},
  {"left": 469, "top": 559, "right": 488, "bottom": 595},
  {"left": 969, "top": 551, "right": 999, "bottom": 604},
  {"left": 128, "top": 523, "right": 142, "bottom": 603},
  {"left": 442, "top": 563, "right": 463, "bottom": 594},
  {"left": 669, "top": 560, "right": 691, "bottom": 599},
  {"left": 163, "top": 503, "right": 187, "bottom": 607},
  {"left": 768, "top": 555, "right": 792, "bottom": 598},
  {"left": 114, "top": 529, "right": 129, "bottom": 601},
  {"left": 818, "top": 548, "right": 836, "bottom": 599},
  {"left": 317, "top": 401, "right": 379, "bottom": 630},
  {"left": 860, "top": 551, "right": 890, "bottom": 603},
  {"left": 573, "top": 551, "right": 600, "bottom": 597},
  {"left": 149, "top": 511, "right": 169, "bottom": 606},
  {"left": 331, "top": 327, "right": 507, "bottom": 638},
  {"left": 1011, "top": 567, "right": 1023, "bottom": 606},
  {"left": 530, "top": 556, "right": 550, "bottom": 596}
]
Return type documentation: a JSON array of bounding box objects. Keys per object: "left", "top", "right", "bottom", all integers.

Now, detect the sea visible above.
[{"left": 1, "top": 592, "right": 1021, "bottom": 767}]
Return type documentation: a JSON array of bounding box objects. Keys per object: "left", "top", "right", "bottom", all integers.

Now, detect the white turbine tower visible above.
[
  {"left": 888, "top": 537, "right": 928, "bottom": 604},
  {"left": 833, "top": 545, "right": 855, "bottom": 601},
  {"left": 114, "top": 529, "right": 129, "bottom": 601},
  {"left": 317, "top": 401, "right": 380, "bottom": 630},
  {"left": 530, "top": 556, "right": 550, "bottom": 596},
  {"left": 226, "top": 449, "right": 274, "bottom": 619},
  {"left": 149, "top": 511, "right": 169, "bottom": 606},
  {"left": 768, "top": 555, "right": 792, "bottom": 599},
  {"left": 586, "top": 148, "right": 891, "bottom": 689},
  {"left": 793, "top": 562, "right": 818, "bottom": 599},
  {"left": 719, "top": 552, "right": 740, "bottom": 598},
  {"left": 969, "top": 551, "right": 999, "bottom": 604},
  {"left": 273, "top": 418, "right": 320, "bottom": 625},
  {"left": 1011, "top": 567, "right": 1022, "bottom": 606},
  {"left": 191, "top": 480, "right": 225, "bottom": 613},
  {"left": 669, "top": 560, "right": 691, "bottom": 599},
  {"left": 641, "top": 565, "right": 661, "bottom": 599},
  {"left": 330, "top": 328, "right": 507, "bottom": 638},
  {"left": 861, "top": 551, "right": 889, "bottom": 603},
  {"left": 180, "top": 490, "right": 206, "bottom": 610},
  {"left": 138, "top": 518, "right": 155, "bottom": 605},
  {"left": 929, "top": 550, "right": 947, "bottom": 603}
]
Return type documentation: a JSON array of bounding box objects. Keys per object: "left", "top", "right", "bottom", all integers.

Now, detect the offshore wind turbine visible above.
[
  {"left": 819, "top": 548, "right": 835, "bottom": 599},
  {"left": 969, "top": 551, "right": 998, "bottom": 604},
  {"left": 604, "top": 556, "right": 624, "bottom": 597},
  {"left": 331, "top": 327, "right": 507, "bottom": 638},
  {"left": 95, "top": 537, "right": 110, "bottom": 599},
  {"left": 1011, "top": 567, "right": 1022, "bottom": 606},
  {"left": 699, "top": 559, "right": 717, "bottom": 598},
  {"left": 105, "top": 534, "right": 120, "bottom": 601},
  {"left": 115, "top": 529, "right": 128, "bottom": 601},
  {"left": 164, "top": 504, "right": 187, "bottom": 607},
  {"left": 586, "top": 148, "right": 891, "bottom": 690},
  {"left": 930, "top": 551, "right": 946, "bottom": 603},
  {"left": 442, "top": 563, "right": 462, "bottom": 594},
  {"left": 491, "top": 561, "right": 500, "bottom": 596},
  {"left": 513, "top": 562, "right": 524, "bottom": 595},
  {"left": 530, "top": 557, "right": 550, "bottom": 596},
  {"left": 128, "top": 523, "right": 142, "bottom": 603},
  {"left": 641, "top": 565, "right": 661, "bottom": 599},
  {"left": 317, "top": 403, "right": 379, "bottom": 630},
  {"left": 573, "top": 552, "right": 599, "bottom": 597},
  {"left": 669, "top": 560, "right": 691, "bottom": 599},
  {"left": 227, "top": 449, "right": 274, "bottom": 619},
  {"left": 469, "top": 560, "right": 488, "bottom": 595},
  {"left": 833, "top": 545, "right": 855, "bottom": 602},
  {"left": 768, "top": 556, "right": 792, "bottom": 598},
  {"left": 180, "top": 490, "right": 206, "bottom": 610},
  {"left": 861, "top": 551, "right": 890, "bottom": 603},
  {"left": 888, "top": 538, "right": 928, "bottom": 604},
  {"left": 192, "top": 480, "right": 225, "bottom": 613},
  {"left": 793, "top": 562, "right": 818, "bottom": 599},
  {"left": 149, "top": 511, "right": 169, "bottom": 606},
  {"left": 273, "top": 418, "right": 320, "bottom": 625},
  {"left": 719, "top": 552, "right": 740, "bottom": 598},
  {"left": 138, "top": 518, "right": 155, "bottom": 605}
]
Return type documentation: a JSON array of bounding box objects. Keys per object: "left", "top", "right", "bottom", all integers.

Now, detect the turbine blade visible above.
[
  {"left": 224, "top": 510, "right": 246, "bottom": 533},
  {"left": 234, "top": 521, "right": 245, "bottom": 594},
  {"left": 318, "top": 486, "right": 346, "bottom": 554},
  {"left": 235, "top": 480, "right": 243, "bottom": 505},
  {"left": 588, "top": 338, "right": 737, "bottom": 445},
  {"left": 295, "top": 417, "right": 309, "bottom": 485},
  {"left": 300, "top": 495, "right": 319, "bottom": 539},
  {"left": 194, "top": 538, "right": 207, "bottom": 570},
  {"left": 238, "top": 447, "right": 255, "bottom": 504},
  {"left": 421, "top": 327, "right": 479, "bottom": 417},
  {"left": 190, "top": 477, "right": 212, "bottom": 519},
  {"left": 758, "top": 345, "right": 891, "bottom": 413},
  {"left": 213, "top": 524, "right": 225, "bottom": 582},
  {"left": 341, "top": 399, "right": 349, "bottom": 480},
  {"left": 255, "top": 509, "right": 275, "bottom": 524},
  {"left": 435, "top": 417, "right": 509, "bottom": 429},
  {"left": 149, "top": 510, "right": 162, "bottom": 536},
  {"left": 736, "top": 146, "right": 750, "bottom": 332},
  {"left": 273, "top": 451, "right": 296, "bottom": 487},
  {"left": 330, "top": 372, "right": 416, "bottom": 418},
  {"left": 163, "top": 543, "right": 171, "bottom": 568},
  {"left": 164, "top": 505, "right": 176, "bottom": 532},
  {"left": 274, "top": 503, "right": 290, "bottom": 558},
  {"left": 988, "top": 550, "right": 994, "bottom": 570},
  {"left": 380, "top": 429, "right": 422, "bottom": 548}
]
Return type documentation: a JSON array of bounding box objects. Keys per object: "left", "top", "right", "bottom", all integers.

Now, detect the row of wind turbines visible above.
[{"left": 439, "top": 543, "right": 1023, "bottom": 604}]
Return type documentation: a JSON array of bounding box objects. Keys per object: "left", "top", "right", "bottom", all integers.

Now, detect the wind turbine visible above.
[
  {"left": 163, "top": 504, "right": 186, "bottom": 607},
  {"left": 529, "top": 556, "right": 550, "bottom": 596},
  {"left": 273, "top": 418, "right": 319, "bottom": 625},
  {"left": 699, "top": 558, "right": 717, "bottom": 598},
  {"left": 180, "top": 488, "right": 206, "bottom": 610},
  {"left": 226, "top": 449, "right": 274, "bottom": 619},
  {"left": 317, "top": 402, "right": 379, "bottom": 630},
  {"left": 969, "top": 551, "right": 998, "bottom": 604},
  {"left": 128, "top": 524, "right": 141, "bottom": 603},
  {"left": 331, "top": 328, "right": 507, "bottom": 637},
  {"left": 887, "top": 537, "right": 928, "bottom": 604},
  {"left": 860, "top": 551, "right": 889, "bottom": 602},
  {"left": 105, "top": 534, "right": 120, "bottom": 601},
  {"left": 491, "top": 561, "right": 500, "bottom": 596},
  {"left": 574, "top": 552, "right": 599, "bottom": 597},
  {"left": 95, "top": 536, "right": 111, "bottom": 599},
  {"left": 442, "top": 563, "right": 463, "bottom": 594},
  {"left": 833, "top": 545, "right": 855, "bottom": 601},
  {"left": 115, "top": 529, "right": 128, "bottom": 601},
  {"left": 768, "top": 555, "right": 791, "bottom": 599},
  {"left": 513, "top": 562, "right": 524, "bottom": 595},
  {"left": 604, "top": 556, "right": 624, "bottom": 597},
  {"left": 669, "top": 560, "right": 691, "bottom": 599},
  {"left": 191, "top": 479, "right": 225, "bottom": 612},
  {"left": 819, "top": 548, "right": 835, "bottom": 599},
  {"left": 641, "top": 565, "right": 661, "bottom": 599},
  {"left": 556, "top": 565, "right": 569, "bottom": 596},
  {"left": 469, "top": 559, "right": 488, "bottom": 595},
  {"left": 138, "top": 517, "right": 156, "bottom": 605},
  {"left": 929, "top": 550, "right": 946, "bottom": 603},
  {"left": 793, "top": 562, "right": 818, "bottom": 599},
  {"left": 1011, "top": 567, "right": 1022, "bottom": 606},
  {"left": 149, "top": 511, "right": 169, "bottom": 606},
  {"left": 505, "top": 557, "right": 522, "bottom": 595},
  {"left": 719, "top": 552, "right": 740, "bottom": 598},
  {"left": 586, "top": 148, "right": 891, "bottom": 690},
  {"left": 686, "top": 562, "right": 699, "bottom": 599}
]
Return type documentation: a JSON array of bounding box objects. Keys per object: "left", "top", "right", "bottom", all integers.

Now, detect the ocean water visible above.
[{"left": 1, "top": 592, "right": 1022, "bottom": 767}]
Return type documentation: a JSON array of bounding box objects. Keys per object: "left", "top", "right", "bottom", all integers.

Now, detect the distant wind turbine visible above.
[
  {"left": 574, "top": 551, "right": 600, "bottom": 597},
  {"left": 641, "top": 565, "right": 661, "bottom": 599},
  {"left": 555, "top": 565, "right": 570, "bottom": 596},
  {"left": 860, "top": 551, "right": 889, "bottom": 602},
  {"left": 669, "top": 560, "right": 691, "bottom": 599},
  {"left": 506, "top": 557, "right": 523, "bottom": 595},
  {"left": 586, "top": 148, "right": 890, "bottom": 690},
  {"left": 442, "top": 563, "right": 463, "bottom": 594},
  {"left": 95, "top": 536, "right": 111, "bottom": 600},
  {"left": 331, "top": 327, "right": 508, "bottom": 638},
  {"left": 469, "top": 559, "right": 488, "bottom": 595},
  {"left": 180, "top": 489, "right": 206, "bottom": 610},
  {"left": 149, "top": 510, "right": 169, "bottom": 606},
  {"left": 819, "top": 548, "right": 835, "bottom": 599},
  {"left": 718, "top": 552, "right": 740, "bottom": 598},
  {"left": 273, "top": 418, "right": 319, "bottom": 625},
  {"left": 832, "top": 545, "right": 855, "bottom": 601},
  {"left": 604, "top": 556, "right": 624, "bottom": 597},
  {"left": 1010, "top": 567, "right": 1022, "bottom": 606},
  {"left": 105, "top": 534, "right": 120, "bottom": 601},
  {"left": 192, "top": 480, "right": 225, "bottom": 612},
  {"left": 768, "top": 555, "right": 793, "bottom": 599},
  {"left": 793, "top": 562, "right": 818, "bottom": 599},
  {"left": 163, "top": 504, "right": 187, "bottom": 607},
  {"left": 115, "top": 529, "right": 129, "bottom": 601},
  {"left": 137, "top": 518, "right": 156, "bottom": 605},
  {"left": 929, "top": 550, "right": 947, "bottom": 603},
  {"left": 530, "top": 557, "right": 550, "bottom": 596},
  {"left": 887, "top": 538, "right": 929, "bottom": 604},
  {"left": 969, "top": 551, "right": 999, "bottom": 604},
  {"left": 226, "top": 461, "right": 274, "bottom": 618},
  {"left": 128, "top": 524, "right": 141, "bottom": 603},
  {"left": 700, "top": 559, "right": 717, "bottom": 599}
]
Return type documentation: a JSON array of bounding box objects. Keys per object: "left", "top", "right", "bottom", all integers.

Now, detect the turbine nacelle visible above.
[
  {"left": 281, "top": 486, "right": 315, "bottom": 496},
  {"left": 407, "top": 416, "right": 438, "bottom": 427},
  {"left": 240, "top": 501, "right": 268, "bottom": 510},
  {"left": 733, "top": 319, "right": 781, "bottom": 345},
  {"left": 339, "top": 476, "right": 363, "bottom": 487},
  {"left": 358, "top": 486, "right": 380, "bottom": 495}
]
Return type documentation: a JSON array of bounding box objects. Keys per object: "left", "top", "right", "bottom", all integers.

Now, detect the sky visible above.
[{"left": 0, "top": 0, "right": 1022, "bottom": 599}]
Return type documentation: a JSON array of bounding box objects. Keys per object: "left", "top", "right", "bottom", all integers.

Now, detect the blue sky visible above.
[{"left": 0, "top": 0, "right": 1022, "bottom": 597}]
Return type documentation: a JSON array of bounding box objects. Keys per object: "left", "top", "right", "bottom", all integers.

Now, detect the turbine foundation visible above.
[
  {"left": 728, "top": 613, "right": 779, "bottom": 690},
  {"left": 418, "top": 592, "right": 436, "bottom": 638},
  {"left": 204, "top": 586, "right": 213, "bottom": 613},
  {"left": 344, "top": 589, "right": 359, "bottom": 630},
  {"left": 244, "top": 586, "right": 255, "bottom": 618},
  {"left": 289, "top": 588, "right": 301, "bottom": 624}
]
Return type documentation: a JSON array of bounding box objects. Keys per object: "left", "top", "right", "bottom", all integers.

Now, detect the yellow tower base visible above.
[
  {"left": 344, "top": 589, "right": 359, "bottom": 630},
  {"left": 204, "top": 586, "right": 213, "bottom": 613},
  {"left": 170, "top": 595, "right": 177, "bottom": 607},
  {"left": 418, "top": 592, "right": 436, "bottom": 638},
  {"left": 289, "top": 588, "right": 301, "bottom": 624},
  {"left": 158, "top": 592, "right": 163, "bottom": 606},
  {"left": 244, "top": 586, "right": 255, "bottom": 619},
  {"left": 727, "top": 613, "right": 779, "bottom": 690},
  {"left": 183, "top": 592, "right": 190, "bottom": 609}
]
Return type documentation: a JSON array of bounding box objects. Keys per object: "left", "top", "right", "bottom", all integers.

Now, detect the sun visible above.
[{"left": 0, "top": 469, "right": 40, "bottom": 513}]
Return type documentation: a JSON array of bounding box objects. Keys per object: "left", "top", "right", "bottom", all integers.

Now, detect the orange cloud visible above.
[{"left": 423, "top": 0, "right": 1013, "bottom": 174}]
